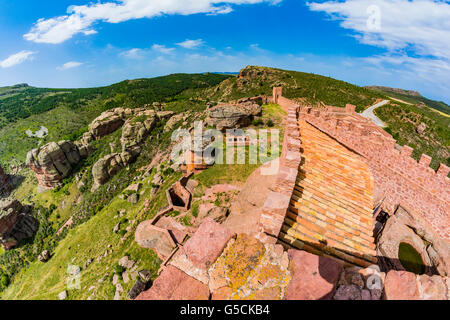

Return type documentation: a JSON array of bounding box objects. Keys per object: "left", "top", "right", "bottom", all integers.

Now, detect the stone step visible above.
[
  {"left": 279, "top": 230, "right": 374, "bottom": 268},
  {"left": 296, "top": 172, "right": 373, "bottom": 210},
  {"left": 286, "top": 206, "right": 375, "bottom": 251},
  {"left": 290, "top": 194, "right": 374, "bottom": 241},
  {"left": 281, "top": 221, "right": 377, "bottom": 265},
  {"left": 297, "top": 168, "right": 371, "bottom": 202},
  {"left": 284, "top": 210, "right": 376, "bottom": 260},
  {"left": 292, "top": 184, "right": 373, "bottom": 228}
]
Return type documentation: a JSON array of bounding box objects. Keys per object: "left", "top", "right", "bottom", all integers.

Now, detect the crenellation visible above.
[
  {"left": 273, "top": 88, "right": 449, "bottom": 241},
  {"left": 419, "top": 154, "right": 432, "bottom": 168},
  {"left": 345, "top": 104, "right": 356, "bottom": 113},
  {"left": 437, "top": 163, "right": 450, "bottom": 177},
  {"left": 400, "top": 145, "right": 414, "bottom": 157}
]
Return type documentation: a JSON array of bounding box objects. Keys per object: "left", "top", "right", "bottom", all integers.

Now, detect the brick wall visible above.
[{"left": 271, "top": 89, "right": 449, "bottom": 241}]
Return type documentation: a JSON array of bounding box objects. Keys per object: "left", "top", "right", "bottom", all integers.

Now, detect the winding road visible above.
[{"left": 359, "top": 100, "right": 390, "bottom": 128}]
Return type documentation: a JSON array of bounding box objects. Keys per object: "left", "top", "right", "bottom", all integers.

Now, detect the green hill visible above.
[
  {"left": 0, "top": 66, "right": 448, "bottom": 300},
  {"left": 0, "top": 73, "right": 231, "bottom": 165},
  {"left": 365, "top": 85, "right": 450, "bottom": 115}
]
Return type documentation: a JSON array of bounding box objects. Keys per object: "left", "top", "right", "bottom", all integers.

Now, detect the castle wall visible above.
[
  {"left": 257, "top": 97, "right": 302, "bottom": 242},
  {"left": 273, "top": 88, "right": 449, "bottom": 241}
]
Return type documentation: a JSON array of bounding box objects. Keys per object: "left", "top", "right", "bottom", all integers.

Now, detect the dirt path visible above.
[{"left": 360, "top": 100, "right": 389, "bottom": 128}]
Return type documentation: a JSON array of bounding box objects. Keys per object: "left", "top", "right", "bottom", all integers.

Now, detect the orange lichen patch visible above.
[
  {"left": 223, "top": 234, "right": 266, "bottom": 291},
  {"left": 208, "top": 234, "right": 291, "bottom": 300},
  {"left": 279, "top": 120, "right": 377, "bottom": 267},
  {"left": 257, "top": 264, "right": 284, "bottom": 286}
]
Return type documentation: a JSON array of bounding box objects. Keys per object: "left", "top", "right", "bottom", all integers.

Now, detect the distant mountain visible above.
[{"left": 365, "top": 85, "right": 450, "bottom": 115}]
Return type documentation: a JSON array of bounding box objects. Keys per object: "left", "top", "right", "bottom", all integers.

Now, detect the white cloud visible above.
[
  {"left": 176, "top": 39, "right": 204, "bottom": 49},
  {"left": 119, "top": 48, "right": 144, "bottom": 59},
  {"left": 307, "top": 0, "right": 450, "bottom": 59},
  {"left": 24, "top": 0, "right": 281, "bottom": 44},
  {"left": 307, "top": 0, "right": 450, "bottom": 102},
  {"left": 151, "top": 44, "right": 175, "bottom": 54},
  {"left": 0, "top": 50, "right": 36, "bottom": 68},
  {"left": 57, "top": 61, "right": 83, "bottom": 70}
]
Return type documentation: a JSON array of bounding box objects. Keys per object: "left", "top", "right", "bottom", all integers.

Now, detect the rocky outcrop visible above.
[
  {"left": 88, "top": 109, "right": 125, "bottom": 140},
  {"left": 120, "top": 112, "right": 157, "bottom": 150},
  {"left": 26, "top": 107, "right": 174, "bottom": 190},
  {"left": 92, "top": 110, "right": 171, "bottom": 189},
  {"left": 26, "top": 140, "right": 85, "bottom": 189},
  {"left": 206, "top": 100, "right": 261, "bottom": 131},
  {"left": 0, "top": 198, "right": 38, "bottom": 250}
]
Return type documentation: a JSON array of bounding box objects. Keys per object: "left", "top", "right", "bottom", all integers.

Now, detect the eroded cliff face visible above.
[
  {"left": 26, "top": 106, "right": 175, "bottom": 190},
  {"left": 0, "top": 198, "right": 38, "bottom": 250},
  {"left": 26, "top": 140, "right": 85, "bottom": 190}
]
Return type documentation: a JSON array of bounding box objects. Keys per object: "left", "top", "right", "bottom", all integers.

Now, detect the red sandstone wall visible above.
[
  {"left": 272, "top": 90, "right": 449, "bottom": 241},
  {"left": 257, "top": 97, "right": 302, "bottom": 242}
]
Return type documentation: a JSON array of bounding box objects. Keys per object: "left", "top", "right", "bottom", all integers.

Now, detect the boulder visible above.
[
  {"left": 38, "top": 250, "right": 51, "bottom": 263},
  {"left": 128, "top": 193, "right": 139, "bottom": 204},
  {"left": 384, "top": 270, "right": 420, "bottom": 300},
  {"left": 135, "top": 221, "right": 176, "bottom": 259},
  {"left": 164, "top": 113, "right": 185, "bottom": 132},
  {"left": 206, "top": 102, "right": 261, "bottom": 131},
  {"left": 285, "top": 249, "right": 343, "bottom": 300},
  {"left": 89, "top": 109, "right": 125, "bottom": 140},
  {"left": 92, "top": 153, "right": 125, "bottom": 189},
  {"left": 129, "top": 280, "right": 147, "bottom": 300},
  {"left": 182, "top": 218, "right": 235, "bottom": 270},
  {"left": 58, "top": 290, "right": 68, "bottom": 300},
  {"left": 118, "top": 256, "right": 136, "bottom": 269},
  {"left": 138, "top": 270, "right": 152, "bottom": 283},
  {"left": 120, "top": 114, "right": 156, "bottom": 150},
  {"left": 333, "top": 284, "right": 362, "bottom": 300},
  {"left": 26, "top": 141, "right": 84, "bottom": 189},
  {"left": 0, "top": 198, "right": 38, "bottom": 251}
]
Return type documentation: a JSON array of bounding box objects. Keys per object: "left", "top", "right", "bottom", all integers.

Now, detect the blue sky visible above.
[{"left": 0, "top": 0, "right": 449, "bottom": 103}]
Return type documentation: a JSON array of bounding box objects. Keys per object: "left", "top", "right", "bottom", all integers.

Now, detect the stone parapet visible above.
[
  {"left": 257, "top": 92, "right": 302, "bottom": 242},
  {"left": 272, "top": 89, "right": 449, "bottom": 241}
]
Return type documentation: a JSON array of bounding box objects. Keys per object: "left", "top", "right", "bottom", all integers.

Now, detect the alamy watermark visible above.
[
  {"left": 170, "top": 121, "right": 281, "bottom": 175},
  {"left": 367, "top": 5, "right": 381, "bottom": 31}
]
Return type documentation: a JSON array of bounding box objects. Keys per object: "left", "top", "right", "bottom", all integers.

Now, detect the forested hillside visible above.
[{"left": 0, "top": 73, "right": 231, "bottom": 165}]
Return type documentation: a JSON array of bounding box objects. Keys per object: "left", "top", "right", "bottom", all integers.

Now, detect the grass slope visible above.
[{"left": 367, "top": 86, "right": 450, "bottom": 115}]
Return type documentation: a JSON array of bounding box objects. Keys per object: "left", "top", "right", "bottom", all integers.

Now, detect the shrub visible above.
[
  {"left": 252, "top": 118, "right": 264, "bottom": 126},
  {"left": 115, "top": 265, "right": 125, "bottom": 275},
  {"left": 266, "top": 119, "right": 274, "bottom": 127},
  {"left": 0, "top": 274, "right": 10, "bottom": 288}
]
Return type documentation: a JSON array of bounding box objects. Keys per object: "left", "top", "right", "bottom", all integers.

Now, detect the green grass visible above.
[
  {"left": 1, "top": 170, "right": 181, "bottom": 300},
  {"left": 375, "top": 101, "right": 450, "bottom": 169}
]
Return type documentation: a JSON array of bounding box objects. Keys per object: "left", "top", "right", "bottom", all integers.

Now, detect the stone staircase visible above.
[{"left": 279, "top": 120, "right": 377, "bottom": 267}]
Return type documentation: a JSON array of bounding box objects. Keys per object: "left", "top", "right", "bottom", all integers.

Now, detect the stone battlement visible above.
[{"left": 273, "top": 87, "right": 449, "bottom": 241}]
